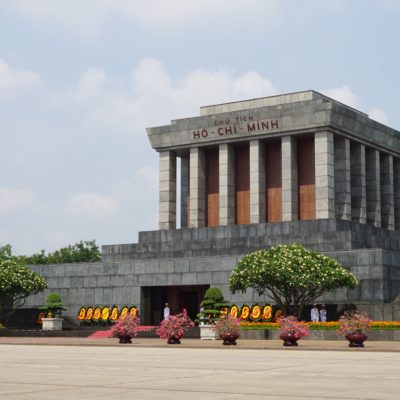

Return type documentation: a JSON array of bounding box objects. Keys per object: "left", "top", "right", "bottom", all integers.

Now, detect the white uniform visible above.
[
  {"left": 163, "top": 306, "right": 170, "bottom": 320},
  {"left": 319, "top": 308, "right": 327, "bottom": 322},
  {"left": 310, "top": 306, "right": 319, "bottom": 322}
]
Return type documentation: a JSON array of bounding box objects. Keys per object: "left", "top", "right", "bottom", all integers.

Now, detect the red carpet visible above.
[{"left": 88, "top": 326, "right": 156, "bottom": 339}]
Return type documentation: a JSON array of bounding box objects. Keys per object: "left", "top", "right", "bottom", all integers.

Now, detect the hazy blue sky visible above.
[{"left": 0, "top": 0, "right": 399, "bottom": 255}]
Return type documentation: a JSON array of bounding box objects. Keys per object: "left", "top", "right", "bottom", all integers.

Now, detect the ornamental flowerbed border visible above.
[{"left": 240, "top": 321, "right": 400, "bottom": 330}]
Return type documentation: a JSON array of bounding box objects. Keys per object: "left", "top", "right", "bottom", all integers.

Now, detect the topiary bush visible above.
[
  {"left": 197, "top": 287, "right": 228, "bottom": 324},
  {"left": 40, "top": 293, "right": 66, "bottom": 316}
]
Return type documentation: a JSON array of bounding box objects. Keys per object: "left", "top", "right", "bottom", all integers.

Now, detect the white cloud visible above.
[
  {"left": 0, "top": 188, "right": 34, "bottom": 211},
  {"left": 322, "top": 85, "right": 359, "bottom": 108},
  {"left": 4, "top": 0, "right": 281, "bottom": 38},
  {"left": 368, "top": 107, "right": 389, "bottom": 125},
  {"left": 323, "top": 85, "right": 390, "bottom": 125},
  {"left": 72, "top": 68, "right": 110, "bottom": 104},
  {"left": 0, "top": 59, "right": 41, "bottom": 94},
  {"left": 69, "top": 58, "right": 279, "bottom": 134},
  {"left": 66, "top": 193, "right": 117, "bottom": 218}
]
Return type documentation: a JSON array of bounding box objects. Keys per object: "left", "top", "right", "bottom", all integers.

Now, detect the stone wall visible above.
[
  {"left": 25, "top": 246, "right": 400, "bottom": 322},
  {"left": 102, "top": 219, "right": 400, "bottom": 261}
]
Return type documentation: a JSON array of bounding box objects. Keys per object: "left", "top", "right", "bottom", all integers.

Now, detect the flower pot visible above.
[
  {"left": 118, "top": 335, "right": 132, "bottom": 344},
  {"left": 167, "top": 336, "right": 181, "bottom": 344},
  {"left": 220, "top": 333, "right": 239, "bottom": 345},
  {"left": 279, "top": 333, "right": 299, "bottom": 347},
  {"left": 345, "top": 332, "right": 367, "bottom": 348},
  {"left": 42, "top": 318, "right": 63, "bottom": 331},
  {"left": 200, "top": 324, "right": 217, "bottom": 340}
]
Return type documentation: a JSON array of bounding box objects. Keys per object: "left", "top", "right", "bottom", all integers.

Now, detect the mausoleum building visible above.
[{"left": 26, "top": 91, "right": 400, "bottom": 323}]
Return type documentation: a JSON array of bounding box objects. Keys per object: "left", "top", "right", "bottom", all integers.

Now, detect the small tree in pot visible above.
[
  {"left": 40, "top": 293, "right": 66, "bottom": 317},
  {"left": 197, "top": 288, "right": 228, "bottom": 324},
  {"left": 197, "top": 287, "right": 228, "bottom": 340},
  {"left": 40, "top": 293, "right": 66, "bottom": 331}
]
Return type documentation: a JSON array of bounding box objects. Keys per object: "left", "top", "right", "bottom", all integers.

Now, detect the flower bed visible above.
[{"left": 240, "top": 321, "right": 400, "bottom": 330}]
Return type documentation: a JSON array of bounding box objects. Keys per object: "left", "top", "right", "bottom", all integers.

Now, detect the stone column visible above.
[
  {"left": 281, "top": 136, "right": 298, "bottom": 221},
  {"left": 189, "top": 147, "right": 206, "bottom": 227},
  {"left": 393, "top": 158, "right": 400, "bottom": 230},
  {"left": 250, "top": 140, "right": 266, "bottom": 224},
  {"left": 350, "top": 143, "right": 366, "bottom": 224},
  {"left": 315, "top": 131, "right": 335, "bottom": 219},
  {"left": 366, "top": 148, "right": 381, "bottom": 228},
  {"left": 159, "top": 151, "right": 176, "bottom": 230},
  {"left": 334, "top": 137, "right": 351, "bottom": 220},
  {"left": 180, "top": 156, "right": 189, "bottom": 228},
  {"left": 380, "top": 154, "right": 395, "bottom": 230},
  {"left": 219, "top": 143, "right": 235, "bottom": 225}
]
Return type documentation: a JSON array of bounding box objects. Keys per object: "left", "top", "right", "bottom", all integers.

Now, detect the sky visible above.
[{"left": 0, "top": 0, "right": 399, "bottom": 255}]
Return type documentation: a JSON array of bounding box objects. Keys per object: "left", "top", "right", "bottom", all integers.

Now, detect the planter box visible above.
[
  {"left": 42, "top": 318, "right": 63, "bottom": 331},
  {"left": 200, "top": 324, "right": 217, "bottom": 340}
]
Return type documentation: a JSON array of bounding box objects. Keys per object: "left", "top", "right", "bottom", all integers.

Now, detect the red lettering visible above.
[
  {"left": 193, "top": 130, "right": 208, "bottom": 139},
  {"left": 218, "top": 127, "right": 224, "bottom": 136},
  {"left": 247, "top": 123, "right": 256, "bottom": 132},
  {"left": 271, "top": 120, "right": 279, "bottom": 129},
  {"left": 261, "top": 121, "right": 269, "bottom": 130}
]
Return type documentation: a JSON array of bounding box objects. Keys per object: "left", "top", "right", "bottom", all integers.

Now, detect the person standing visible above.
[
  {"left": 319, "top": 305, "right": 327, "bottom": 322},
  {"left": 310, "top": 304, "right": 319, "bottom": 322},
  {"left": 163, "top": 303, "right": 170, "bottom": 320}
]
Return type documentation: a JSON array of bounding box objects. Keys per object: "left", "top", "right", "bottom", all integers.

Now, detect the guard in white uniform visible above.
[
  {"left": 310, "top": 304, "right": 319, "bottom": 322},
  {"left": 319, "top": 305, "right": 327, "bottom": 322}
]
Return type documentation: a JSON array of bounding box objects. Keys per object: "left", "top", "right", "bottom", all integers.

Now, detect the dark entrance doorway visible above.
[{"left": 141, "top": 285, "right": 209, "bottom": 325}]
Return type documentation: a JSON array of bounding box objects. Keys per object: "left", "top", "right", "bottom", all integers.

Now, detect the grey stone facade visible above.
[
  {"left": 26, "top": 219, "right": 400, "bottom": 321},
  {"left": 25, "top": 91, "right": 400, "bottom": 322}
]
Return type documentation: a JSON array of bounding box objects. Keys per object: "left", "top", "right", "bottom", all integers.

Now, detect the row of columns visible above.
[
  {"left": 334, "top": 138, "right": 400, "bottom": 230},
  {"left": 159, "top": 132, "right": 400, "bottom": 230}
]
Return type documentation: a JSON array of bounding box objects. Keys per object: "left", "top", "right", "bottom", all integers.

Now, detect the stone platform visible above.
[{"left": 23, "top": 219, "right": 400, "bottom": 322}]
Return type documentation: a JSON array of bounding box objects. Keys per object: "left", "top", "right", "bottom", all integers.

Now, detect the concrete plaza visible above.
[{"left": 1, "top": 343, "right": 399, "bottom": 400}]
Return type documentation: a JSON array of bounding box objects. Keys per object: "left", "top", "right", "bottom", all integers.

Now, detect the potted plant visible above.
[
  {"left": 214, "top": 315, "right": 241, "bottom": 345},
  {"left": 156, "top": 312, "right": 194, "bottom": 344},
  {"left": 197, "top": 287, "right": 228, "bottom": 340},
  {"left": 111, "top": 314, "right": 140, "bottom": 343},
  {"left": 278, "top": 316, "right": 309, "bottom": 346},
  {"left": 337, "top": 310, "right": 371, "bottom": 347},
  {"left": 40, "top": 293, "right": 66, "bottom": 331}
]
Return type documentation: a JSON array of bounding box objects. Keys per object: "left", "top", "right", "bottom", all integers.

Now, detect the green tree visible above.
[
  {"left": 20, "top": 240, "right": 101, "bottom": 264},
  {"left": 0, "top": 245, "right": 47, "bottom": 323},
  {"left": 229, "top": 244, "right": 358, "bottom": 319},
  {"left": 40, "top": 293, "right": 66, "bottom": 316},
  {"left": 197, "top": 287, "right": 228, "bottom": 324}
]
